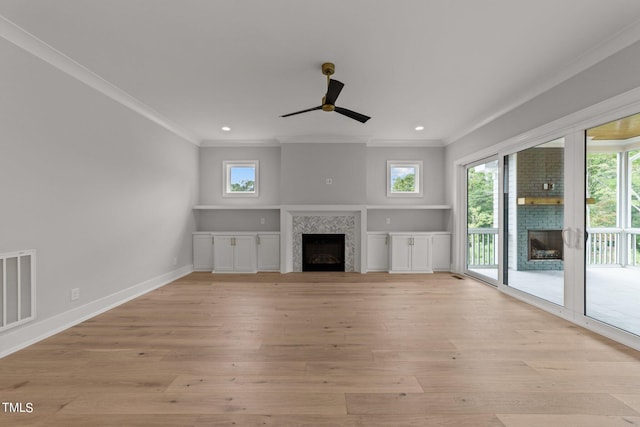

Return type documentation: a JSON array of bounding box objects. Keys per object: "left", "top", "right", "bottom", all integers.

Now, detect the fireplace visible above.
[
  {"left": 302, "top": 234, "right": 345, "bottom": 271},
  {"left": 528, "top": 230, "right": 563, "bottom": 261}
]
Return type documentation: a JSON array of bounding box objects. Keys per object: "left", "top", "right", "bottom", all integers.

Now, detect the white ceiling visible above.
[{"left": 2, "top": 0, "right": 640, "bottom": 146}]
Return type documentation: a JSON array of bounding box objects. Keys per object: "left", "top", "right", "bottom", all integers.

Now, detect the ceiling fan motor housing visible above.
[{"left": 322, "top": 62, "right": 335, "bottom": 76}]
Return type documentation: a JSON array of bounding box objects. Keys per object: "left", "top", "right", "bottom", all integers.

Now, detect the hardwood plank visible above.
[
  {"left": 497, "top": 414, "right": 640, "bottom": 427},
  {"left": 193, "top": 414, "right": 505, "bottom": 426},
  {"left": 1, "top": 271, "right": 639, "bottom": 426},
  {"left": 0, "top": 414, "right": 199, "bottom": 427},
  {"left": 166, "top": 375, "right": 424, "bottom": 393},
  {"left": 613, "top": 394, "right": 640, "bottom": 413},
  {"left": 59, "top": 391, "right": 346, "bottom": 415},
  {"left": 345, "top": 392, "right": 639, "bottom": 416}
]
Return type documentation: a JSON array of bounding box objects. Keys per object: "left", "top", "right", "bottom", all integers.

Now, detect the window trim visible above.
[
  {"left": 387, "top": 160, "right": 423, "bottom": 197},
  {"left": 222, "top": 160, "right": 259, "bottom": 197}
]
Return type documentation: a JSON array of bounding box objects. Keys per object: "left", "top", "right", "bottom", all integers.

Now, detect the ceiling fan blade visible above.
[
  {"left": 324, "top": 79, "right": 344, "bottom": 106},
  {"left": 280, "top": 106, "right": 322, "bottom": 117},
  {"left": 334, "top": 106, "right": 371, "bottom": 123}
]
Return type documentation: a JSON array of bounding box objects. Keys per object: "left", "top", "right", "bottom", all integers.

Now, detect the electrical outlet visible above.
[
  {"left": 260, "top": 217, "right": 265, "bottom": 225},
  {"left": 386, "top": 217, "right": 391, "bottom": 224},
  {"left": 325, "top": 178, "right": 332, "bottom": 185},
  {"left": 71, "top": 288, "right": 80, "bottom": 301}
]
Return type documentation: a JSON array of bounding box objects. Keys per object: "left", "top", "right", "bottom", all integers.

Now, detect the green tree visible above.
[
  {"left": 586, "top": 153, "right": 617, "bottom": 227},
  {"left": 231, "top": 180, "right": 254, "bottom": 192},
  {"left": 392, "top": 173, "right": 415, "bottom": 192},
  {"left": 467, "top": 168, "right": 496, "bottom": 228},
  {"left": 631, "top": 150, "right": 640, "bottom": 228}
]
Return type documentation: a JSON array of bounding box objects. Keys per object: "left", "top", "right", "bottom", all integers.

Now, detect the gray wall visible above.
[
  {"left": 0, "top": 38, "right": 198, "bottom": 325},
  {"left": 280, "top": 143, "right": 367, "bottom": 204},
  {"left": 197, "top": 209, "right": 280, "bottom": 232}
]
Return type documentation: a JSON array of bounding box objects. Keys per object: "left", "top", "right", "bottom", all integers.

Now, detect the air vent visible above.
[{"left": 1, "top": 250, "right": 36, "bottom": 332}]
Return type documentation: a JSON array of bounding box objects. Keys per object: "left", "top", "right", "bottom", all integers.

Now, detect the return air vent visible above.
[{"left": 1, "top": 250, "right": 36, "bottom": 332}]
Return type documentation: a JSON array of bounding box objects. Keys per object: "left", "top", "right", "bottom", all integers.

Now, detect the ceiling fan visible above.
[{"left": 280, "top": 62, "right": 371, "bottom": 123}]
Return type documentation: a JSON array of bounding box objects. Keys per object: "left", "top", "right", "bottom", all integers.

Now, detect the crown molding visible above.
[
  {"left": 276, "top": 135, "right": 372, "bottom": 145},
  {"left": 200, "top": 139, "right": 280, "bottom": 148},
  {"left": 367, "top": 139, "right": 444, "bottom": 148},
  {"left": 0, "top": 15, "right": 201, "bottom": 146},
  {"left": 200, "top": 137, "right": 446, "bottom": 148},
  {"left": 445, "top": 16, "right": 640, "bottom": 146}
]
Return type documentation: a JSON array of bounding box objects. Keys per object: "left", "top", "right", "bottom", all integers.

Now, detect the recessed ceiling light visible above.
[
  {"left": 415, "top": 126, "right": 424, "bottom": 131},
  {"left": 221, "top": 126, "right": 231, "bottom": 132}
]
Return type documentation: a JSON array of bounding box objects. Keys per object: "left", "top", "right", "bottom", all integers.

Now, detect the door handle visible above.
[
  {"left": 562, "top": 228, "right": 584, "bottom": 250},
  {"left": 562, "top": 228, "right": 572, "bottom": 248}
]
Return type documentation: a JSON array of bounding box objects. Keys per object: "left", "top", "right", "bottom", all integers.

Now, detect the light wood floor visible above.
[{"left": 1, "top": 272, "right": 640, "bottom": 426}]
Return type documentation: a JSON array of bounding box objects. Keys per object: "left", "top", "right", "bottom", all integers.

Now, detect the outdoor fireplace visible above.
[
  {"left": 302, "top": 234, "right": 345, "bottom": 271},
  {"left": 528, "top": 230, "right": 563, "bottom": 261}
]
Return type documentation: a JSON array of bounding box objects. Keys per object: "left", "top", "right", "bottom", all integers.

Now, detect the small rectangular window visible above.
[
  {"left": 223, "top": 161, "right": 259, "bottom": 197},
  {"left": 387, "top": 160, "right": 422, "bottom": 197}
]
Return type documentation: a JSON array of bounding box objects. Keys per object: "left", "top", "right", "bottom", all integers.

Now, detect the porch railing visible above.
[
  {"left": 467, "top": 228, "right": 498, "bottom": 268},
  {"left": 467, "top": 227, "right": 640, "bottom": 267},
  {"left": 586, "top": 228, "right": 640, "bottom": 266},
  {"left": 587, "top": 228, "right": 620, "bottom": 265}
]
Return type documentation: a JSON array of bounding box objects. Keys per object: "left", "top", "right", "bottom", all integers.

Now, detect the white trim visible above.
[
  {"left": 367, "top": 139, "right": 444, "bottom": 148},
  {"left": 0, "top": 265, "right": 193, "bottom": 359},
  {"left": 201, "top": 139, "right": 280, "bottom": 148},
  {"left": 200, "top": 138, "right": 446, "bottom": 148},
  {"left": 387, "top": 160, "right": 423, "bottom": 198},
  {"left": 445, "top": 17, "right": 640, "bottom": 146},
  {"left": 222, "top": 160, "right": 259, "bottom": 198},
  {"left": 277, "top": 135, "right": 371, "bottom": 145},
  {"left": 0, "top": 15, "right": 200, "bottom": 146},
  {"left": 194, "top": 204, "right": 281, "bottom": 210},
  {"left": 366, "top": 204, "right": 451, "bottom": 210}
]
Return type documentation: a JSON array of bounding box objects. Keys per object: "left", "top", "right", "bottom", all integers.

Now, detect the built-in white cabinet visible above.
[
  {"left": 367, "top": 233, "right": 389, "bottom": 272},
  {"left": 389, "top": 233, "right": 433, "bottom": 273},
  {"left": 193, "top": 233, "right": 214, "bottom": 271},
  {"left": 257, "top": 233, "right": 280, "bottom": 271},
  {"left": 213, "top": 233, "right": 257, "bottom": 273},
  {"left": 432, "top": 232, "right": 451, "bottom": 271},
  {"left": 194, "top": 232, "right": 280, "bottom": 273}
]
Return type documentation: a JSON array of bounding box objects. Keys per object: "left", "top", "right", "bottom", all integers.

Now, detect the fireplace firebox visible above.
[
  {"left": 528, "top": 230, "right": 563, "bottom": 261},
  {"left": 302, "top": 234, "right": 345, "bottom": 271}
]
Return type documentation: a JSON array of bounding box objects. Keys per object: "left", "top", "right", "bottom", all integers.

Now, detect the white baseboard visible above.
[{"left": 0, "top": 264, "right": 193, "bottom": 358}]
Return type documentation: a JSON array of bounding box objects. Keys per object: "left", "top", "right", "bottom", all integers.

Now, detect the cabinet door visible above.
[
  {"left": 367, "top": 234, "right": 389, "bottom": 271},
  {"left": 213, "top": 236, "right": 235, "bottom": 272},
  {"left": 390, "top": 235, "right": 412, "bottom": 272},
  {"left": 193, "top": 234, "right": 213, "bottom": 270},
  {"left": 432, "top": 234, "right": 451, "bottom": 271},
  {"left": 233, "top": 235, "right": 257, "bottom": 272},
  {"left": 411, "top": 235, "right": 432, "bottom": 272},
  {"left": 257, "top": 234, "right": 280, "bottom": 271}
]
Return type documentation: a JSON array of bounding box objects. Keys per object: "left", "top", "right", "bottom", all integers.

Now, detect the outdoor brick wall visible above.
[{"left": 516, "top": 147, "right": 564, "bottom": 271}]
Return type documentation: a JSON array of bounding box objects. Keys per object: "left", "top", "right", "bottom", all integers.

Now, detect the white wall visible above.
[{"left": 0, "top": 38, "right": 198, "bottom": 353}]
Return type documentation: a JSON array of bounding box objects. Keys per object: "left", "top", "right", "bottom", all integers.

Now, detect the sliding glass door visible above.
[
  {"left": 585, "top": 114, "right": 640, "bottom": 336},
  {"left": 503, "top": 139, "right": 565, "bottom": 306},
  {"left": 465, "top": 158, "right": 500, "bottom": 283}
]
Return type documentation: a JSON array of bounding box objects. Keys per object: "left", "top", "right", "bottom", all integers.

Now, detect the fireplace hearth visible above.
[{"left": 302, "top": 234, "right": 345, "bottom": 272}]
